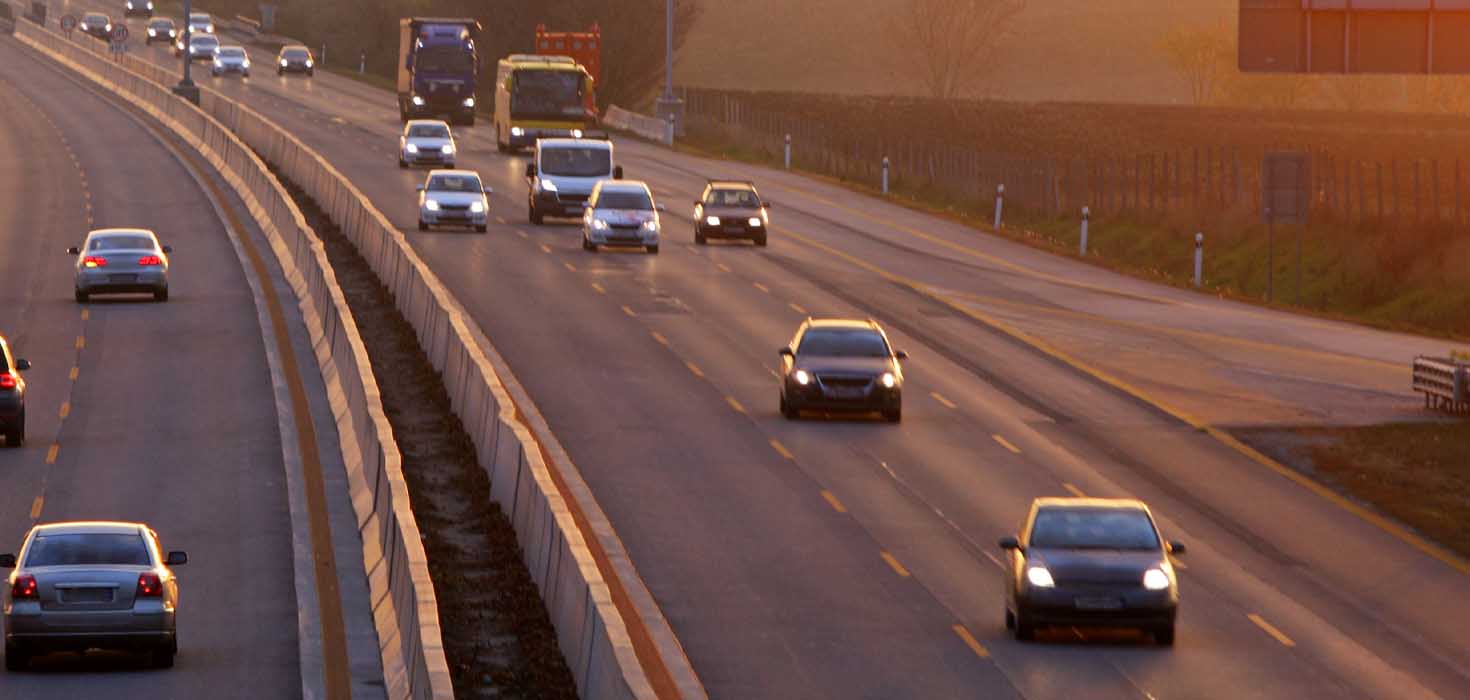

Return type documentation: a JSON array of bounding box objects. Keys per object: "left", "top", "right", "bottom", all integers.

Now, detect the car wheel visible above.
[
  {"left": 74, "top": 288, "right": 88, "bottom": 303},
  {"left": 475, "top": 224, "right": 488, "bottom": 233},
  {"left": 445, "top": 160, "right": 456, "bottom": 169},
  {"left": 695, "top": 230, "right": 706, "bottom": 245},
  {"left": 646, "top": 244, "right": 659, "bottom": 255},
  {"left": 5, "top": 410, "right": 22, "bottom": 448},
  {"left": 1014, "top": 610, "right": 1035, "bottom": 642},
  {"left": 151, "top": 644, "right": 175, "bottom": 669},
  {"left": 529, "top": 204, "right": 544, "bottom": 225},
  {"left": 755, "top": 233, "right": 768, "bottom": 247},
  {"left": 308, "top": 69, "right": 314, "bottom": 77},
  {"left": 1154, "top": 624, "right": 1176, "bottom": 647},
  {"left": 780, "top": 394, "right": 799, "bottom": 420},
  {"left": 1004, "top": 609, "right": 1016, "bottom": 630},
  {"left": 243, "top": 70, "right": 250, "bottom": 78},
  {"left": 398, "top": 157, "right": 407, "bottom": 169},
  {"left": 417, "top": 219, "right": 428, "bottom": 232},
  {"left": 154, "top": 287, "right": 169, "bottom": 302},
  {"left": 883, "top": 404, "right": 902, "bottom": 423},
  {"left": 4, "top": 643, "right": 28, "bottom": 672},
  {"left": 278, "top": 68, "right": 284, "bottom": 76}
]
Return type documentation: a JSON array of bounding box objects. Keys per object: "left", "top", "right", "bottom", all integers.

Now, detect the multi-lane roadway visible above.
[{"left": 26, "top": 6, "right": 1470, "bottom": 699}]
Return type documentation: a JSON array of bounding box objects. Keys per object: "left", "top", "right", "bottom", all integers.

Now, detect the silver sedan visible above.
[
  {"left": 3, "top": 521, "right": 188, "bottom": 670},
  {"left": 399, "top": 119, "right": 457, "bottom": 168},
  {"left": 68, "top": 228, "right": 172, "bottom": 303}
]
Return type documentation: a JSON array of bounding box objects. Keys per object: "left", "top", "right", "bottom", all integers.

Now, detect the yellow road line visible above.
[
  {"left": 539, "top": 243, "right": 553, "bottom": 254},
  {"left": 716, "top": 263, "right": 731, "bottom": 273},
  {"left": 495, "top": 215, "right": 506, "bottom": 224},
  {"left": 621, "top": 305, "right": 637, "bottom": 318},
  {"left": 930, "top": 392, "right": 957, "bottom": 409},
  {"left": 788, "top": 302, "right": 807, "bottom": 314},
  {"left": 725, "top": 396, "right": 746, "bottom": 414},
  {"left": 880, "top": 551, "right": 912, "bottom": 578},
  {"left": 650, "top": 332, "right": 670, "bottom": 346},
  {"left": 992, "top": 435, "right": 1021, "bottom": 454},
  {"left": 69, "top": 367, "right": 79, "bottom": 381},
  {"left": 563, "top": 262, "right": 577, "bottom": 273},
  {"left": 952, "top": 624, "right": 991, "bottom": 658},
  {"left": 769, "top": 439, "right": 795, "bottom": 461},
  {"left": 753, "top": 282, "right": 770, "bottom": 293},
  {"left": 821, "top": 490, "right": 848, "bottom": 513},
  {"left": 685, "top": 361, "right": 705, "bottom": 378},
  {"left": 75, "top": 336, "right": 85, "bottom": 349},
  {"left": 30, "top": 497, "right": 43, "bottom": 520},
  {"left": 516, "top": 230, "right": 529, "bottom": 238},
  {"left": 45, "top": 444, "right": 59, "bottom": 465},
  {"left": 80, "top": 309, "right": 89, "bottom": 320},
  {"left": 590, "top": 283, "right": 606, "bottom": 295},
  {"left": 1062, "top": 482, "right": 1086, "bottom": 498},
  {"left": 775, "top": 224, "right": 1470, "bottom": 575},
  {"left": 1247, "top": 613, "right": 1296, "bottom": 648},
  {"left": 59, "top": 402, "right": 70, "bottom": 419}
]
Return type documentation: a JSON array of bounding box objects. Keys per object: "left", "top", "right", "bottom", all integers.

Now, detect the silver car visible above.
[
  {"left": 68, "top": 228, "right": 172, "bottom": 303},
  {"left": 211, "top": 45, "right": 250, "bottom": 77},
  {"left": 399, "top": 120, "right": 456, "bottom": 168},
  {"left": 582, "top": 180, "right": 663, "bottom": 254},
  {"left": 417, "top": 170, "right": 491, "bottom": 233},
  {"left": 3, "top": 521, "right": 188, "bottom": 671},
  {"left": 176, "top": 33, "right": 219, "bottom": 62}
]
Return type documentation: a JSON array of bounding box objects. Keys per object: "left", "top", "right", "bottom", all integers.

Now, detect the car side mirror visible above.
[
  {"left": 525, "top": 163, "right": 536, "bottom": 178},
  {"left": 166, "top": 551, "right": 189, "bottom": 566},
  {"left": 613, "top": 165, "right": 624, "bottom": 180},
  {"left": 0, "top": 554, "right": 14, "bottom": 568},
  {"left": 483, "top": 186, "right": 493, "bottom": 194},
  {"left": 894, "top": 350, "right": 909, "bottom": 361},
  {"left": 778, "top": 347, "right": 794, "bottom": 357},
  {"left": 1167, "top": 541, "right": 1186, "bottom": 556},
  {"left": 161, "top": 245, "right": 173, "bottom": 253},
  {"left": 415, "top": 184, "right": 425, "bottom": 192},
  {"left": 693, "top": 200, "right": 701, "bottom": 206},
  {"left": 998, "top": 536, "right": 1021, "bottom": 551},
  {"left": 764, "top": 202, "right": 774, "bottom": 210},
  {"left": 67, "top": 246, "right": 81, "bottom": 255},
  {"left": 656, "top": 204, "right": 666, "bottom": 212},
  {"left": 15, "top": 359, "right": 30, "bottom": 371}
]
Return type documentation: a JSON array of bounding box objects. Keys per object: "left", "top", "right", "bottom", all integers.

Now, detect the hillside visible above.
[{"left": 676, "top": 0, "right": 1235, "bottom": 103}]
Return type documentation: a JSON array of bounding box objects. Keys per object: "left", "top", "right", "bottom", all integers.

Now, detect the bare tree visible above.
[
  {"left": 894, "top": 0, "right": 1025, "bottom": 100},
  {"left": 1157, "top": 23, "right": 1232, "bottom": 106}
]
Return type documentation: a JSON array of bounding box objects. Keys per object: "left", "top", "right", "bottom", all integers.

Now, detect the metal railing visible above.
[{"left": 1412, "top": 356, "right": 1468, "bottom": 414}]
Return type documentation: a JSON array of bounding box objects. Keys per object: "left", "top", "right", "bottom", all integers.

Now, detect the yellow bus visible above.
[{"left": 494, "top": 54, "right": 596, "bottom": 153}]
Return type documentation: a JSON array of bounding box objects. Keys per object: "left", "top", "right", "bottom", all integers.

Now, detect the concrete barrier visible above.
[
  {"left": 604, "top": 105, "right": 673, "bottom": 145},
  {"left": 15, "top": 16, "right": 704, "bottom": 700}
]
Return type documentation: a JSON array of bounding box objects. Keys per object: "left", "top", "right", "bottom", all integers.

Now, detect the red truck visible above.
[{"left": 535, "top": 23, "right": 601, "bottom": 87}]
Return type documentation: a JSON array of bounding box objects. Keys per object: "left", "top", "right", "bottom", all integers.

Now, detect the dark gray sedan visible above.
[
  {"left": 779, "top": 318, "right": 907, "bottom": 422},
  {"left": 3, "top": 521, "right": 188, "bottom": 670},
  {"left": 1000, "top": 498, "right": 1184, "bottom": 645}
]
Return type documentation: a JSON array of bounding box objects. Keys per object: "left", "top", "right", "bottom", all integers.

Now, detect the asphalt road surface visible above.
[{"left": 58, "top": 10, "right": 1470, "bottom": 699}]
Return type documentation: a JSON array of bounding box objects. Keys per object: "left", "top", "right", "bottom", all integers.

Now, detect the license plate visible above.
[
  {"left": 62, "top": 588, "right": 113, "bottom": 603},
  {"left": 827, "top": 387, "right": 866, "bottom": 400},
  {"left": 1074, "top": 596, "right": 1123, "bottom": 610},
  {"left": 109, "top": 274, "right": 138, "bottom": 283}
]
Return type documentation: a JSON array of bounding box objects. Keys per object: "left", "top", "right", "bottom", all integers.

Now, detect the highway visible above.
[
  {"left": 41, "top": 8, "right": 1470, "bottom": 699},
  {"left": 0, "top": 30, "right": 319, "bottom": 697}
]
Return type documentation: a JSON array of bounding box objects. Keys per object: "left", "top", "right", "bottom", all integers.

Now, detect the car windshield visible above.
[
  {"left": 706, "top": 189, "right": 760, "bottom": 207},
  {"left": 416, "top": 45, "right": 473, "bottom": 73},
  {"left": 407, "top": 124, "right": 449, "bottom": 138},
  {"left": 193, "top": 36, "right": 218, "bottom": 47},
  {"left": 88, "top": 235, "right": 155, "bottom": 251},
  {"left": 427, "top": 175, "right": 481, "bottom": 192},
  {"left": 540, "top": 147, "right": 610, "bottom": 177},
  {"left": 797, "top": 328, "right": 890, "bottom": 358},
  {"left": 1029, "top": 508, "right": 1161, "bottom": 550},
  {"left": 511, "top": 69, "right": 585, "bottom": 119},
  {"left": 596, "top": 190, "right": 653, "bottom": 211},
  {"left": 284, "top": 48, "right": 308, "bottom": 59},
  {"left": 219, "top": 48, "right": 245, "bottom": 58},
  {"left": 25, "top": 533, "right": 151, "bottom": 567},
  {"left": 150, "top": 20, "right": 172, "bottom": 29},
  {"left": 84, "top": 14, "right": 106, "bottom": 22}
]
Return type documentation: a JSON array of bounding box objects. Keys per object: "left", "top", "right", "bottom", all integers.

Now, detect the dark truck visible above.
[{"left": 397, "top": 17, "right": 482, "bottom": 125}]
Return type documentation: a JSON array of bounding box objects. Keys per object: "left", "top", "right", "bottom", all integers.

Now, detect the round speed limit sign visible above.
[
  {"left": 60, "top": 14, "right": 78, "bottom": 31},
  {"left": 110, "top": 24, "right": 130, "bottom": 44}
]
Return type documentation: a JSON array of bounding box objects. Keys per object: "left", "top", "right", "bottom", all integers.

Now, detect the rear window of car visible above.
[
  {"left": 797, "top": 328, "right": 890, "bottom": 358},
  {"left": 705, "top": 189, "right": 759, "bottom": 207},
  {"left": 595, "top": 190, "right": 653, "bottom": 211},
  {"left": 408, "top": 124, "right": 449, "bottom": 138},
  {"left": 427, "top": 175, "right": 481, "bottom": 192},
  {"left": 25, "top": 533, "right": 151, "bottom": 567},
  {"left": 1029, "top": 508, "right": 1160, "bottom": 550},
  {"left": 89, "top": 235, "right": 154, "bottom": 251}
]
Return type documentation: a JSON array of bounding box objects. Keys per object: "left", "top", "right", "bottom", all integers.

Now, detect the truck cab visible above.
[
  {"left": 525, "top": 138, "right": 623, "bottom": 224},
  {"left": 398, "top": 18, "right": 481, "bottom": 125}
]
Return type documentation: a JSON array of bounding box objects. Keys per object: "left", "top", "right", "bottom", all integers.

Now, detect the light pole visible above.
[
  {"left": 654, "top": 0, "right": 682, "bottom": 140},
  {"left": 171, "top": 0, "right": 199, "bottom": 104}
]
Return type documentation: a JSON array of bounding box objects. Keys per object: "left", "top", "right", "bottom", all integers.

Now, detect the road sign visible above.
[
  {"left": 1240, "top": 0, "right": 1470, "bottom": 74},
  {"left": 1262, "top": 152, "right": 1310, "bottom": 225},
  {"left": 110, "top": 24, "right": 129, "bottom": 43},
  {"left": 59, "top": 13, "right": 76, "bottom": 33}
]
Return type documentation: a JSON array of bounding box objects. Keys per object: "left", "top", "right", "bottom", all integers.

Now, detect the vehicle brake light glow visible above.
[
  {"left": 83, "top": 256, "right": 107, "bottom": 268},
  {"left": 11, "top": 575, "right": 37, "bottom": 599},
  {"left": 0, "top": 374, "right": 15, "bottom": 390},
  {"left": 136, "top": 572, "right": 163, "bottom": 598},
  {"left": 138, "top": 255, "right": 163, "bottom": 266}
]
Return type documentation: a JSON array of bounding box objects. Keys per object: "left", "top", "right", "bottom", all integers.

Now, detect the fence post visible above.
[
  {"left": 1456, "top": 159, "right": 1463, "bottom": 227},
  {"left": 359, "top": 50, "right": 365, "bottom": 75},
  {"left": 1194, "top": 232, "right": 1204, "bottom": 287},
  {"left": 784, "top": 133, "right": 791, "bottom": 171},
  {"left": 1266, "top": 207, "right": 1275, "bottom": 302},
  {"left": 882, "top": 156, "right": 889, "bottom": 195},
  {"left": 994, "top": 184, "right": 1005, "bottom": 229},
  {"left": 1432, "top": 159, "right": 1441, "bottom": 225},
  {"left": 1080, "top": 206, "right": 1090, "bottom": 256}
]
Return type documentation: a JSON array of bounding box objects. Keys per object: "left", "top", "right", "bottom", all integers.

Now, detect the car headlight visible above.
[
  {"left": 412, "top": 95, "right": 426, "bottom": 106},
  {"left": 105, "top": 23, "right": 112, "bottom": 31},
  {"left": 305, "top": 60, "right": 313, "bottom": 67},
  {"left": 148, "top": 29, "right": 156, "bottom": 36},
  {"left": 213, "top": 59, "right": 223, "bottom": 66},
  {"left": 705, "top": 216, "right": 720, "bottom": 226},
  {"left": 169, "top": 30, "right": 176, "bottom": 36},
  {"left": 794, "top": 370, "right": 811, "bottom": 386},
  {"left": 1143, "top": 567, "right": 1171, "bottom": 591},
  {"left": 424, "top": 200, "right": 441, "bottom": 211},
  {"left": 148, "top": 1, "right": 154, "bottom": 8},
  {"left": 441, "top": 144, "right": 454, "bottom": 154},
  {"left": 540, "top": 179, "right": 558, "bottom": 192},
  {"left": 405, "top": 143, "right": 419, "bottom": 153},
  {"left": 470, "top": 200, "right": 486, "bottom": 213},
  {"left": 463, "top": 97, "right": 476, "bottom": 107},
  {"left": 1026, "top": 566, "right": 1056, "bottom": 588},
  {"left": 281, "top": 58, "right": 289, "bottom": 66},
  {"left": 571, "top": 129, "right": 583, "bottom": 138},
  {"left": 749, "top": 217, "right": 763, "bottom": 227},
  {"left": 510, "top": 126, "right": 524, "bottom": 137},
  {"left": 641, "top": 220, "right": 659, "bottom": 231},
  {"left": 881, "top": 372, "right": 896, "bottom": 388},
  {"left": 243, "top": 60, "right": 251, "bottom": 68},
  {"left": 206, "top": 23, "right": 214, "bottom": 32},
  {"left": 591, "top": 219, "right": 608, "bottom": 230}
]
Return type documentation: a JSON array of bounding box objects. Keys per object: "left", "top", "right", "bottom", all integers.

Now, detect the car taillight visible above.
[
  {"left": 138, "top": 255, "right": 163, "bottom": 266},
  {"left": 136, "top": 572, "right": 162, "bottom": 598},
  {"left": 11, "top": 575, "right": 37, "bottom": 600},
  {"left": 0, "top": 374, "right": 14, "bottom": 390},
  {"left": 82, "top": 255, "right": 107, "bottom": 268}
]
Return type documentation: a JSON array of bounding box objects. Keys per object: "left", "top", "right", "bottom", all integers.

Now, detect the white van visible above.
[{"left": 525, "top": 138, "right": 623, "bottom": 224}]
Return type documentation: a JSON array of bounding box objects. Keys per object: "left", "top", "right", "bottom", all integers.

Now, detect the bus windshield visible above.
[{"left": 512, "top": 70, "right": 585, "bottom": 120}]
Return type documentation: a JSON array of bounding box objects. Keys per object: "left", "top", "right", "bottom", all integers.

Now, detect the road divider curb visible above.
[{"left": 13, "top": 14, "right": 706, "bottom": 700}]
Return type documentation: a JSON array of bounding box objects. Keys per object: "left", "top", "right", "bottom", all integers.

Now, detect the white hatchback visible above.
[{"left": 582, "top": 181, "right": 663, "bottom": 254}]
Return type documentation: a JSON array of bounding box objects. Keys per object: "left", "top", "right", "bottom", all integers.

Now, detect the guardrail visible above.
[
  {"left": 1412, "top": 356, "right": 1469, "bottom": 414},
  {"left": 231, "top": 14, "right": 262, "bottom": 37},
  {"left": 603, "top": 105, "right": 671, "bottom": 145},
  {"left": 14, "top": 15, "right": 701, "bottom": 700}
]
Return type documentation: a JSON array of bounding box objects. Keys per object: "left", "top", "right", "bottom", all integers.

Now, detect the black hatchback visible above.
[{"left": 0, "top": 336, "right": 31, "bottom": 447}]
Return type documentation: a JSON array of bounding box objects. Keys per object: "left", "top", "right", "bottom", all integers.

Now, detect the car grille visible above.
[
  {"left": 559, "top": 193, "right": 590, "bottom": 205},
  {"left": 818, "top": 375, "right": 872, "bottom": 389},
  {"left": 440, "top": 204, "right": 470, "bottom": 211}
]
